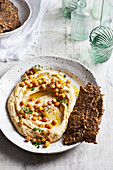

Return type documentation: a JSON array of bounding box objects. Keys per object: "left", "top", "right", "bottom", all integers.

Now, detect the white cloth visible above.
[{"left": 0, "top": 0, "right": 52, "bottom": 61}]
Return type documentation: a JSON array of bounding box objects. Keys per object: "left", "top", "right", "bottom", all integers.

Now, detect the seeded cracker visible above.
[
  {"left": 63, "top": 83, "right": 104, "bottom": 145},
  {"left": 0, "top": 0, "right": 21, "bottom": 33}
]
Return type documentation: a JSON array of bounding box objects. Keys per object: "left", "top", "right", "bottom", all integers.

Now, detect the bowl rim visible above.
[{"left": 0, "top": 0, "right": 32, "bottom": 37}]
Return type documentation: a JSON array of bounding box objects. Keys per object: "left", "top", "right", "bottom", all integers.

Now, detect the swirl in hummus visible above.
[{"left": 8, "top": 67, "right": 76, "bottom": 146}]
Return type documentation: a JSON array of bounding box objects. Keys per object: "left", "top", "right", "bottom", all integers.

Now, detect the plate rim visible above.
[{"left": 0, "top": 55, "right": 99, "bottom": 154}]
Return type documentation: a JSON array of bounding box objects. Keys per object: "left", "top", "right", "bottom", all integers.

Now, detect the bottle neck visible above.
[{"left": 77, "top": 0, "right": 87, "bottom": 14}]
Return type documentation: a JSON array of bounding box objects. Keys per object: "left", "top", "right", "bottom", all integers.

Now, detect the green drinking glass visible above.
[
  {"left": 62, "top": 0, "right": 79, "bottom": 18},
  {"left": 89, "top": 26, "right": 113, "bottom": 63}
]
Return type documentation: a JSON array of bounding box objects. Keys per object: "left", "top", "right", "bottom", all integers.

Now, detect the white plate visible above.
[
  {"left": 0, "top": 0, "right": 31, "bottom": 38},
  {"left": 0, "top": 56, "right": 98, "bottom": 154}
]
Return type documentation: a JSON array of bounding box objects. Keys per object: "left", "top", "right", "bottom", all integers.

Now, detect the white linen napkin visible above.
[{"left": 0, "top": 0, "right": 53, "bottom": 61}]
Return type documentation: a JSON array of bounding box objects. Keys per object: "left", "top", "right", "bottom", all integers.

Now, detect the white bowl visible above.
[{"left": 0, "top": 0, "right": 31, "bottom": 38}]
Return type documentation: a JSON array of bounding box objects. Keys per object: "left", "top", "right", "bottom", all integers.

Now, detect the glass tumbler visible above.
[
  {"left": 92, "top": 0, "right": 103, "bottom": 19},
  {"left": 100, "top": 0, "right": 113, "bottom": 29},
  {"left": 89, "top": 26, "right": 113, "bottom": 63},
  {"left": 62, "top": 0, "right": 79, "bottom": 18}
]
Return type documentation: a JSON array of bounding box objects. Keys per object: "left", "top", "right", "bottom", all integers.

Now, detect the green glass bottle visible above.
[{"left": 71, "top": 0, "right": 91, "bottom": 40}]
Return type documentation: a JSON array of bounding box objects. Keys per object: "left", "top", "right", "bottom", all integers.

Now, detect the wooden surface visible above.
[{"left": 0, "top": 0, "right": 113, "bottom": 170}]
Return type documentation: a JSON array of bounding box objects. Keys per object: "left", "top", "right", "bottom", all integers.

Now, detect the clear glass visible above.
[
  {"left": 100, "top": 0, "right": 113, "bottom": 29},
  {"left": 92, "top": 0, "right": 103, "bottom": 19},
  {"left": 71, "top": 0, "right": 91, "bottom": 40},
  {"left": 89, "top": 26, "right": 113, "bottom": 63},
  {"left": 62, "top": 0, "right": 79, "bottom": 18}
]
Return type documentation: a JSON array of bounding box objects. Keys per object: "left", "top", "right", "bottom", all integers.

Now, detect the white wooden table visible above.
[{"left": 0, "top": 0, "right": 113, "bottom": 170}]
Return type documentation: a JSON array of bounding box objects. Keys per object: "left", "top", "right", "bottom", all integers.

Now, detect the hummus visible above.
[{"left": 8, "top": 68, "right": 76, "bottom": 143}]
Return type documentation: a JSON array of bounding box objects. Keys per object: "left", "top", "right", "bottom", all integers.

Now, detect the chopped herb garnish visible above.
[
  {"left": 44, "top": 106, "right": 50, "bottom": 111},
  {"left": 35, "top": 141, "right": 41, "bottom": 147},
  {"left": 61, "top": 98, "right": 69, "bottom": 106},
  {"left": 64, "top": 75, "right": 66, "bottom": 78},
  {"left": 22, "top": 106, "right": 25, "bottom": 111},
  {"left": 31, "top": 87, "right": 35, "bottom": 91},
  {"left": 51, "top": 78, "right": 55, "bottom": 81},
  {"left": 38, "top": 64, "right": 43, "bottom": 71},
  {"left": 21, "top": 75, "right": 25, "bottom": 82},
  {"left": 29, "top": 110, "right": 33, "bottom": 114},
  {"left": 36, "top": 141, "right": 41, "bottom": 145},
  {"left": 33, "top": 67, "right": 39, "bottom": 72},
  {"left": 33, "top": 64, "right": 43, "bottom": 72},
  {"left": 58, "top": 70, "right": 61, "bottom": 73},
  {"left": 33, "top": 127, "right": 44, "bottom": 132},
  {"left": 37, "top": 145, "right": 40, "bottom": 149},
  {"left": 22, "top": 106, "right": 33, "bottom": 114}
]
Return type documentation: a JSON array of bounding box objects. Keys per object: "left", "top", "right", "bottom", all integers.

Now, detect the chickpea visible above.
[
  {"left": 43, "top": 102, "right": 48, "bottom": 107},
  {"left": 33, "top": 69, "right": 37, "bottom": 74},
  {"left": 42, "top": 111, "right": 48, "bottom": 117},
  {"left": 38, "top": 106, "right": 43, "bottom": 112},
  {"left": 38, "top": 79, "right": 42, "bottom": 84},
  {"left": 42, "top": 117, "right": 48, "bottom": 122},
  {"left": 48, "top": 130, "right": 52, "bottom": 135},
  {"left": 29, "top": 71, "right": 33, "bottom": 75},
  {"left": 32, "top": 80, "right": 38, "bottom": 86},
  {"left": 55, "top": 92, "right": 59, "bottom": 96},
  {"left": 27, "top": 83, "right": 33, "bottom": 88},
  {"left": 66, "top": 79, "right": 71, "bottom": 84},
  {"left": 32, "top": 138, "right": 36, "bottom": 143},
  {"left": 45, "top": 123, "right": 52, "bottom": 129},
  {"left": 41, "top": 137, "right": 46, "bottom": 143},
  {"left": 26, "top": 103, "right": 32, "bottom": 110},
  {"left": 26, "top": 136, "right": 31, "bottom": 142},
  {"left": 47, "top": 137, "right": 53, "bottom": 143},
  {"left": 47, "top": 101, "right": 52, "bottom": 105},
  {"left": 37, "top": 138, "right": 41, "bottom": 142},
  {"left": 43, "top": 80, "right": 47, "bottom": 84},
  {"left": 34, "top": 104, "right": 38, "bottom": 109},
  {"left": 40, "top": 124, "right": 45, "bottom": 128},
  {"left": 36, "top": 99, "right": 41, "bottom": 104},
  {"left": 56, "top": 82, "right": 61, "bottom": 89},
  {"left": 44, "top": 141, "right": 50, "bottom": 148},
  {"left": 23, "top": 114, "right": 28, "bottom": 119},
  {"left": 18, "top": 119, "right": 23, "bottom": 126},
  {"left": 24, "top": 80, "right": 29, "bottom": 85},
  {"left": 28, "top": 75, "right": 32, "bottom": 79},
  {"left": 54, "top": 88, "right": 59, "bottom": 92},
  {"left": 41, "top": 84, "right": 46, "bottom": 89},
  {"left": 20, "top": 101, "right": 25, "bottom": 106},
  {"left": 50, "top": 84, "right": 55, "bottom": 89},
  {"left": 52, "top": 99, "right": 56, "bottom": 104},
  {"left": 59, "top": 93, "right": 65, "bottom": 99},
  {"left": 20, "top": 82, "right": 25, "bottom": 87},
  {"left": 60, "top": 85, "right": 64, "bottom": 89},
  {"left": 32, "top": 116, "right": 37, "bottom": 121},
  {"left": 19, "top": 109, "right": 24, "bottom": 115},
  {"left": 51, "top": 120, "right": 57, "bottom": 126},
  {"left": 25, "top": 70, "right": 30, "bottom": 75},
  {"left": 38, "top": 116, "right": 42, "bottom": 121},
  {"left": 30, "top": 98, "right": 35, "bottom": 102},
  {"left": 31, "top": 80, "right": 35, "bottom": 84},
  {"left": 55, "top": 102, "right": 60, "bottom": 107},
  {"left": 66, "top": 83, "right": 70, "bottom": 88},
  {"left": 25, "top": 76, "right": 28, "bottom": 80}
]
